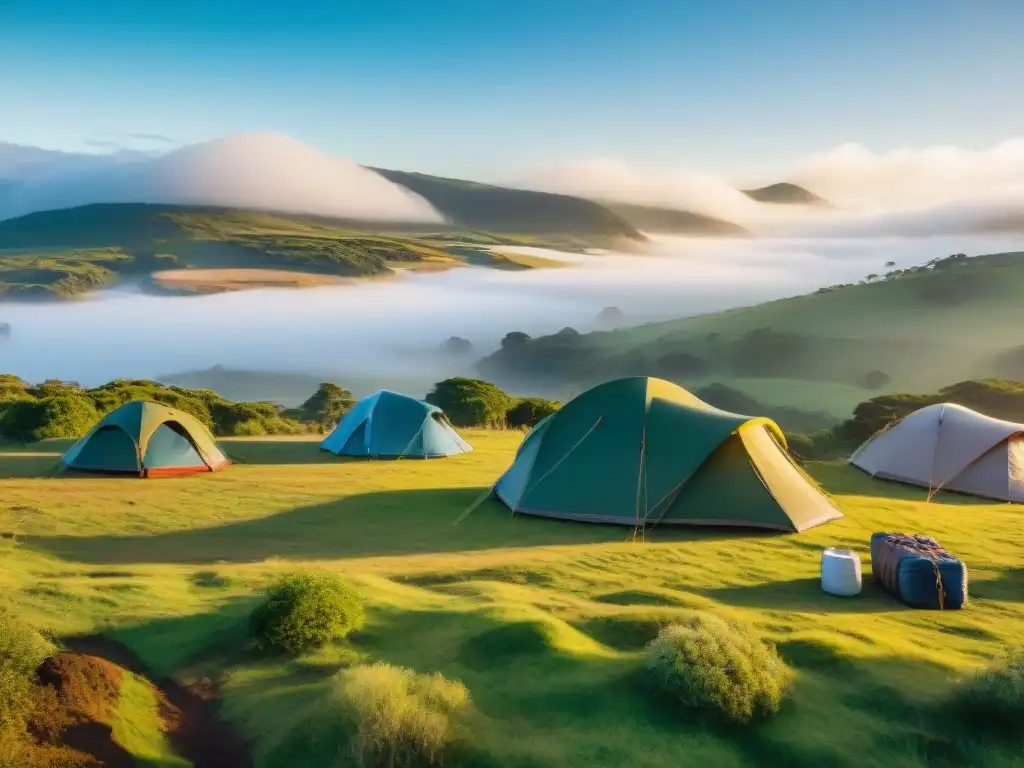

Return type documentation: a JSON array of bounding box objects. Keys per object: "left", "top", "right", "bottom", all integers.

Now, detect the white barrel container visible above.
[{"left": 821, "top": 547, "right": 862, "bottom": 596}]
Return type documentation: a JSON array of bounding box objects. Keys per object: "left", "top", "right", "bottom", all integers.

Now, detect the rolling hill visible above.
[
  {"left": 603, "top": 202, "right": 748, "bottom": 236},
  {"left": 742, "top": 182, "right": 828, "bottom": 205},
  {"left": 372, "top": 168, "right": 645, "bottom": 243},
  {"left": 0, "top": 204, "right": 541, "bottom": 299},
  {"left": 478, "top": 250, "right": 1024, "bottom": 417}
]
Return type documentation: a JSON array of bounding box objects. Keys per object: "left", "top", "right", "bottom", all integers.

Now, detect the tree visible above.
[
  {"left": 425, "top": 378, "right": 514, "bottom": 427},
  {"left": 442, "top": 337, "right": 473, "bottom": 356},
  {"left": 500, "top": 331, "right": 531, "bottom": 350},
  {"left": 506, "top": 397, "right": 560, "bottom": 429},
  {"left": 292, "top": 382, "right": 355, "bottom": 427}
]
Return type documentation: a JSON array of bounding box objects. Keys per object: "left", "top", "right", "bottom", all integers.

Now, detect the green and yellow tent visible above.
[
  {"left": 495, "top": 377, "right": 840, "bottom": 532},
  {"left": 62, "top": 400, "right": 230, "bottom": 478}
]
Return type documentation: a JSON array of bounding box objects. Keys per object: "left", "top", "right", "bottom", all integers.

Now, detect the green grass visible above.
[
  {"left": 112, "top": 671, "right": 189, "bottom": 767},
  {"left": 1, "top": 430, "right": 1023, "bottom": 766}
]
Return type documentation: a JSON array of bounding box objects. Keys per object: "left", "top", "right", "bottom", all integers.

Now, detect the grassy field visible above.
[{"left": 1, "top": 431, "right": 1022, "bottom": 766}]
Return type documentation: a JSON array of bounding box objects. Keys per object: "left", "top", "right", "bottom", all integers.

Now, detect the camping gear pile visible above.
[
  {"left": 820, "top": 548, "right": 862, "bottom": 596},
  {"left": 870, "top": 533, "right": 968, "bottom": 610}
]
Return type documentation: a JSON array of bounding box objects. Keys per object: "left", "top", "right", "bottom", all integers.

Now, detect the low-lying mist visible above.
[{"left": 2, "top": 233, "right": 1018, "bottom": 392}]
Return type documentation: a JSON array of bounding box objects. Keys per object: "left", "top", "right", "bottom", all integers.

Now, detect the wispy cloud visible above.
[{"left": 126, "top": 132, "right": 183, "bottom": 145}]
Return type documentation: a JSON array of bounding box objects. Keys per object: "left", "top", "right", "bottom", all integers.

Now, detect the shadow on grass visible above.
[
  {"left": 972, "top": 566, "right": 1024, "bottom": 603},
  {"left": 0, "top": 452, "right": 65, "bottom": 478},
  {"left": 704, "top": 576, "right": 903, "bottom": 614},
  {"left": 221, "top": 440, "right": 336, "bottom": 466},
  {"left": 25, "top": 487, "right": 766, "bottom": 566},
  {"left": 812, "top": 462, "right": 993, "bottom": 506}
]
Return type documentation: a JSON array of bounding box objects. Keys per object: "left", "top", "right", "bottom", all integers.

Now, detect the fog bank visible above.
[
  {"left": 2, "top": 233, "right": 1018, "bottom": 389},
  {"left": 0, "top": 132, "right": 444, "bottom": 223}
]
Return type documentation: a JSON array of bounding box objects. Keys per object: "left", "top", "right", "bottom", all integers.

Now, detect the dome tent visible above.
[
  {"left": 850, "top": 402, "right": 1024, "bottom": 501},
  {"left": 495, "top": 377, "right": 840, "bottom": 532},
  {"left": 321, "top": 390, "right": 471, "bottom": 458},
  {"left": 63, "top": 400, "right": 230, "bottom": 478}
]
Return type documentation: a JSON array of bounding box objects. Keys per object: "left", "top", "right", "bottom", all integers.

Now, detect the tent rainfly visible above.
[
  {"left": 849, "top": 402, "right": 1024, "bottom": 501},
  {"left": 321, "top": 390, "right": 472, "bottom": 458},
  {"left": 62, "top": 400, "right": 230, "bottom": 478},
  {"left": 494, "top": 377, "right": 841, "bottom": 532}
]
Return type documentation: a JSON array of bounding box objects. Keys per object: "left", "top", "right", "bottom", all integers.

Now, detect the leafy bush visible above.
[
  {"left": 952, "top": 645, "right": 1024, "bottom": 733},
  {"left": 425, "top": 378, "right": 514, "bottom": 428},
  {"left": 287, "top": 382, "right": 355, "bottom": 428},
  {"left": 336, "top": 663, "right": 471, "bottom": 767},
  {"left": 0, "top": 393, "right": 98, "bottom": 442},
  {"left": 251, "top": 572, "right": 365, "bottom": 654},
  {"left": 0, "top": 607, "right": 54, "bottom": 742},
  {"left": 506, "top": 397, "right": 560, "bottom": 429},
  {"left": 645, "top": 615, "right": 792, "bottom": 725}
]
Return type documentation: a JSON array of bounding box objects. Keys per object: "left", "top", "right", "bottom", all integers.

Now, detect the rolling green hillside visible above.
[
  {"left": 742, "top": 182, "right": 828, "bottom": 205},
  {"left": 479, "top": 251, "right": 1024, "bottom": 417},
  {"left": 372, "top": 168, "right": 646, "bottom": 243},
  {"left": 604, "top": 202, "right": 748, "bottom": 236},
  {"left": 0, "top": 203, "right": 588, "bottom": 299}
]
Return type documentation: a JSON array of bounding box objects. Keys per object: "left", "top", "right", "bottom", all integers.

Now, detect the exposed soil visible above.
[
  {"left": 28, "top": 651, "right": 131, "bottom": 767},
  {"left": 26, "top": 636, "right": 252, "bottom": 768},
  {"left": 151, "top": 267, "right": 350, "bottom": 293}
]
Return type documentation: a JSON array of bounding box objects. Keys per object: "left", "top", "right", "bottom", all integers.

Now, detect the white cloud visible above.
[
  {"left": 0, "top": 132, "right": 443, "bottom": 223},
  {"left": 509, "top": 158, "right": 765, "bottom": 223},
  {"left": 790, "top": 139, "right": 1024, "bottom": 208},
  {"left": 516, "top": 138, "right": 1024, "bottom": 237}
]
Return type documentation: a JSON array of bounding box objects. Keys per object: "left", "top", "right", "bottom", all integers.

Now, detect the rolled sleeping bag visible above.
[
  {"left": 870, "top": 532, "right": 968, "bottom": 609},
  {"left": 821, "top": 547, "right": 862, "bottom": 596}
]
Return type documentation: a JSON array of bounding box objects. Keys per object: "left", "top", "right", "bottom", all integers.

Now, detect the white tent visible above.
[{"left": 849, "top": 402, "right": 1024, "bottom": 502}]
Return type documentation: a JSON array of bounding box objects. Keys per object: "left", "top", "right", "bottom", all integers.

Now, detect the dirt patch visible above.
[
  {"left": 64, "top": 635, "right": 253, "bottom": 768},
  {"left": 28, "top": 651, "right": 132, "bottom": 767},
  {"left": 152, "top": 267, "right": 350, "bottom": 293}
]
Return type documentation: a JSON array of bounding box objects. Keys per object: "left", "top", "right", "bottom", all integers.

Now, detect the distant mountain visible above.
[
  {"left": 604, "top": 202, "right": 748, "bottom": 236},
  {"left": 742, "top": 182, "right": 828, "bottom": 206},
  {"left": 372, "top": 168, "right": 644, "bottom": 244}
]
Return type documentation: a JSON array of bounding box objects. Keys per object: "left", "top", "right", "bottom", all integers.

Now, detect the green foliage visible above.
[
  {"left": 250, "top": 572, "right": 365, "bottom": 655},
  {"left": 952, "top": 645, "right": 1024, "bottom": 734},
  {"left": 645, "top": 615, "right": 792, "bottom": 725},
  {"left": 506, "top": 397, "right": 560, "bottom": 429},
  {"left": 288, "top": 383, "right": 356, "bottom": 428},
  {"left": 0, "top": 607, "right": 54, "bottom": 743},
  {"left": 335, "top": 662, "right": 472, "bottom": 768},
  {"left": 0, "top": 392, "right": 99, "bottom": 442},
  {"left": 0, "top": 374, "right": 316, "bottom": 442},
  {"left": 425, "top": 378, "right": 514, "bottom": 428}
]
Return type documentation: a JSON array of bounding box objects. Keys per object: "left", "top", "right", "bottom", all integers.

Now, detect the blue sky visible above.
[{"left": 1, "top": 0, "right": 1022, "bottom": 182}]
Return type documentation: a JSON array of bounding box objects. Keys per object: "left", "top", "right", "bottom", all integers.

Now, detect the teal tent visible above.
[
  {"left": 495, "top": 377, "right": 840, "bottom": 532},
  {"left": 63, "top": 400, "right": 231, "bottom": 478},
  {"left": 321, "top": 390, "right": 472, "bottom": 458}
]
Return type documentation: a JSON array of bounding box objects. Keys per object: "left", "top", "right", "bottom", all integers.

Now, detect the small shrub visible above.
[
  {"left": 645, "top": 614, "right": 792, "bottom": 725},
  {"left": 250, "top": 572, "right": 365, "bottom": 654},
  {"left": 506, "top": 397, "right": 560, "bottom": 429},
  {"left": 336, "top": 662, "right": 471, "bottom": 767},
  {"left": 0, "top": 607, "right": 54, "bottom": 740},
  {"left": 953, "top": 645, "right": 1024, "bottom": 733}
]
